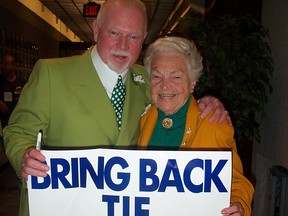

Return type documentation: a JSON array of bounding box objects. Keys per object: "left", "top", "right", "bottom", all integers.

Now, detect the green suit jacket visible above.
[{"left": 3, "top": 48, "right": 151, "bottom": 216}]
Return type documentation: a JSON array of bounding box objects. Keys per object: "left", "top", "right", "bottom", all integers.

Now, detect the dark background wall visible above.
[
  {"left": 0, "top": 0, "right": 70, "bottom": 166},
  {"left": 0, "top": 0, "right": 68, "bottom": 59}
]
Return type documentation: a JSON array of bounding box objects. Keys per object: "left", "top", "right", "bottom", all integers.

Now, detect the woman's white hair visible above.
[{"left": 144, "top": 36, "right": 203, "bottom": 81}]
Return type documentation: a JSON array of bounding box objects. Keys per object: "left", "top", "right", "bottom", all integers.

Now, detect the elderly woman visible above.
[{"left": 138, "top": 37, "right": 254, "bottom": 216}]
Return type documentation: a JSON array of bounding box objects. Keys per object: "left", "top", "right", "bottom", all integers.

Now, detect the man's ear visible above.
[{"left": 143, "top": 31, "right": 148, "bottom": 40}]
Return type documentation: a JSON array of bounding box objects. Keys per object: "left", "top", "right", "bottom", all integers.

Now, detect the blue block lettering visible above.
[
  {"left": 123, "top": 196, "right": 129, "bottom": 216},
  {"left": 139, "top": 159, "right": 159, "bottom": 192},
  {"left": 204, "top": 159, "right": 227, "bottom": 192},
  {"left": 31, "top": 161, "right": 50, "bottom": 189},
  {"left": 135, "top": 197, "right": 150, "bottom": 216},
  {"left": 158, "top": 159, "right": 184, "bottom": 192},
  {"left": 103, "top": 195, "right": 119, "bottom": 216},
  {"left": 71, "top": 158, "right": 79, "bottom": 187},
  {"left": 105, "top": 157, "right": 130, "bottom": 191},
  {"left": 80, "top": 157, "right": 104, "bottom": 189},
  {"left": 184, "top": 159, "right": 204, "bottom": 193},
  {"left": 31, "top": 175, "right": 51, "bottom": 189},
  {"left": 51, "top": 158, "right": 73, "bottom": 189}
]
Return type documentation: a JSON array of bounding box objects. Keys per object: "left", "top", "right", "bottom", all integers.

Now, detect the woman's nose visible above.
[{"left": 160, "top": 77, "right": 171, "bottom": 89}]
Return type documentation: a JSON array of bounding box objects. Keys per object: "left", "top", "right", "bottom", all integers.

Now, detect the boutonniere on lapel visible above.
[{"left": 132, "top": 73, "right": 145, "bottom": 85}]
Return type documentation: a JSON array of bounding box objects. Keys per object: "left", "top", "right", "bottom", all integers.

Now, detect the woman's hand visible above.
[
  {"left": 221, "top": 202, "right": 244, "bottom": 216},
  {"left": 197, "top": 96, "right": 232, "bottom": 126}
]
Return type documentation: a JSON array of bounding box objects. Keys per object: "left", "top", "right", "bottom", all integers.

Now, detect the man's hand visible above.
[
  {"left": 221, "top": 202, "right": 244, "bottom": 216},
  {"left": 198, "top": 96, "right": 232, "bottom": 126},
  {"left": 21, "top": 147, "right": 50, "bottom": 180}
]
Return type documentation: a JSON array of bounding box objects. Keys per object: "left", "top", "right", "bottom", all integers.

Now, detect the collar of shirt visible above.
[{"left": 91, "top": 46, "right": 128, "bottom": 98}]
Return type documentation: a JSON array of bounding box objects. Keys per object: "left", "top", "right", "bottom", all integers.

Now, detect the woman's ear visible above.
[{"left": 190, "top": 81, "right": 197, "bottom": 93}]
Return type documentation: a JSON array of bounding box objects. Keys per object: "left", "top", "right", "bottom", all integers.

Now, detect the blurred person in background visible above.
[{"left": 0, "top": 54, "right": 26, "bottom": 128}]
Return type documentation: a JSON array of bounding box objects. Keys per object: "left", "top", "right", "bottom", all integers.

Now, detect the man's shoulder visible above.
[
  {"left": 128, "top": 64, "right": 151, "bottom": 103},
  {"left": 131, "top": 63, "right": 145, "bottom": 71},
  {"left": 130, "top": 64, "right": 149, "bottom": 80},
  {"left": 40, "top": 51, "right": 88, "bottom": 65},
  {"left": 37, "top": 49, "right": 90, "bottom": 65},
  {"left": 33, "top": 51, "right": 92, "bottom": 78},
  {"left": 130, "top": 64, "right": 145, "bottom": 73}
]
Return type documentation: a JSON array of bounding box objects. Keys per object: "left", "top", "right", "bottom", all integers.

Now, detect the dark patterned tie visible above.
[{"left": 111, "top": 75, "right": 126, "bottom": 129}]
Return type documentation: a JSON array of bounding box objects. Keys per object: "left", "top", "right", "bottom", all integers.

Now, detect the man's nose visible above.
[{"left": 117, "top": 36, "right": 129, "bottom": 50}]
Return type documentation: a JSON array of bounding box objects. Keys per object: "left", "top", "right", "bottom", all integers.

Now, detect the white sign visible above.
[{"left": 28, "top": 148, "right": 232, "bottom": 216}]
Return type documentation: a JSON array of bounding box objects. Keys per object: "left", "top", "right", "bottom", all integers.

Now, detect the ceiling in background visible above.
[
  {"left": 3, "top": 0, "right": 259, "bottom": 46},
  {"left": 38, "top": 0, "right": 203, "bottom": 46}
]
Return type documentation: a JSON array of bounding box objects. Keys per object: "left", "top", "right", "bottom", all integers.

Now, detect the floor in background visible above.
[{"left": 0, "top": 163, "right": 21, "bottom": 216}]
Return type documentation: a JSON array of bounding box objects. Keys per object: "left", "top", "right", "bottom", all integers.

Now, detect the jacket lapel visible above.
[
  {"left": 116, "top": 68, "right": 150, "bottom": 146},
  {"left": 70, "top": 50, "right": 119, "bottom": 143},
  {"left": 70, "top": 51, "right": 150, "bottom": 146}
]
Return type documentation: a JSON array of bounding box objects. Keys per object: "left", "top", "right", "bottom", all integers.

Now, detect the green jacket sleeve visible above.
[{"left": 4, "top": 59, "right": 51, "bottom": 176}]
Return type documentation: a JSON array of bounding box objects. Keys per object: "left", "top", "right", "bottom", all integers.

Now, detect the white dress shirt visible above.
[{"left": 91, "top": 46, "right": 128, "bottom": 99}]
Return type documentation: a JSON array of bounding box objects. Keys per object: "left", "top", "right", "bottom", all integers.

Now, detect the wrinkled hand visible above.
[
  {"left": 198, "top": 96, "right": 232, "bottom": 126},
  {"left": 21, "top": 147, "right": 50, "bottom": 180},
  {"left": 221, "top": 202, "right": 244, "bottom": 216}
]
